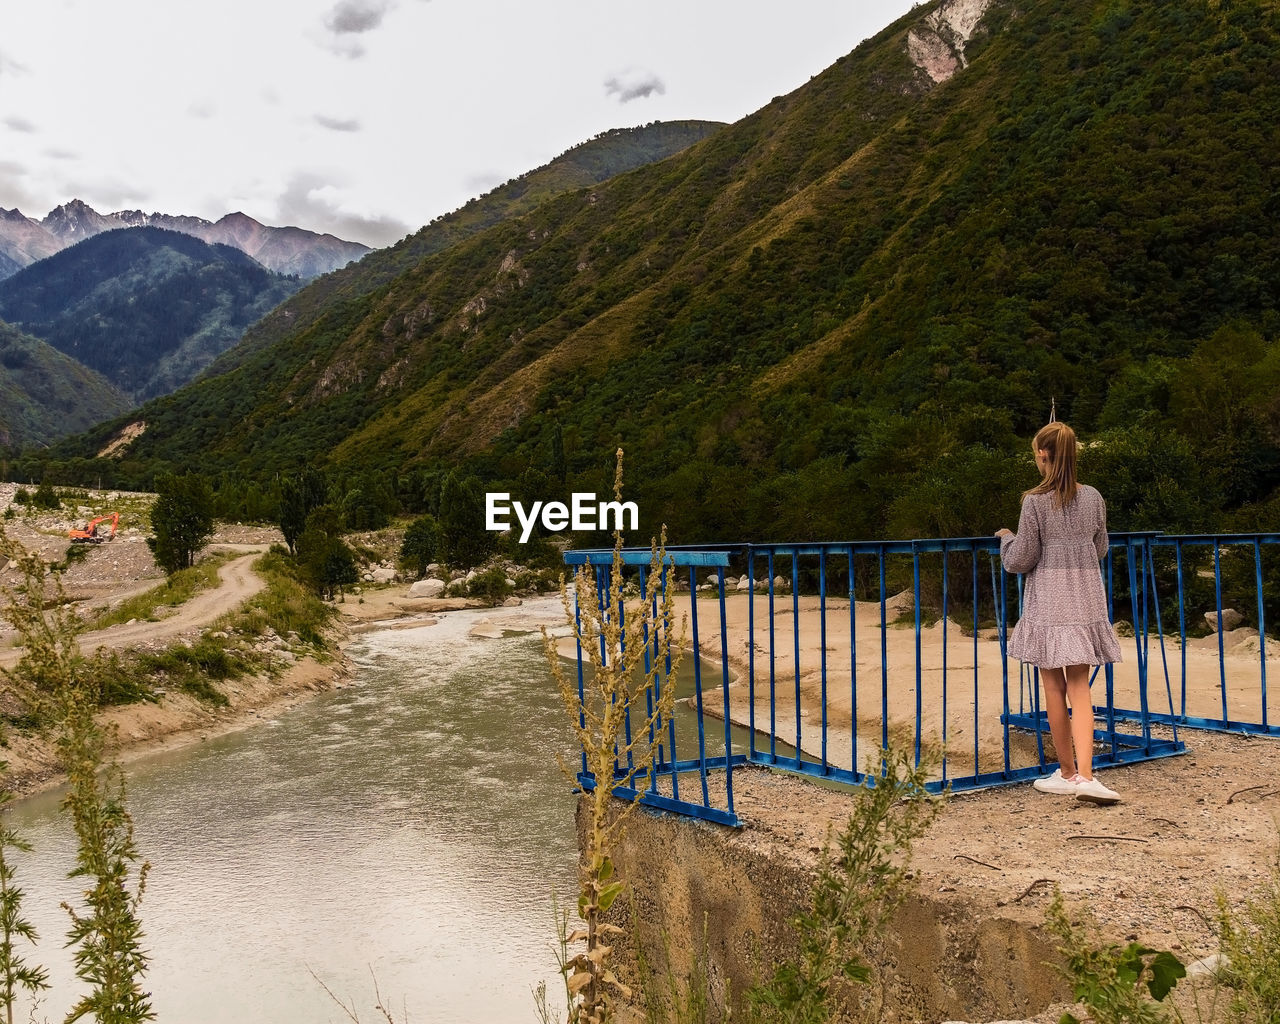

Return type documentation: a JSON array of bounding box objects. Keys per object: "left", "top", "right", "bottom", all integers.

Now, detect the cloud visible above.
[
  {"left": 604, "top": 69, "right": 666, "bottom": 103},
  {"left": 0, "top": 51, "right": 27, "bottom": 77},
  {"left": 44, "top": 147, "right": 78, "bottom": 161},
  {"left": 0, "top": 161, "right": 42, "bottom": 211},
  {"left": 325, "top": 0, "right": 392, "bottom": 34},
  {"left": 58, "top": 175, "right": 149, "bottom": 210},
  {"left": 274, "top": 173, "right": 409, "bottom": 248},
  {"left": 187, "top": 99, "right": 216, "bottom": 119},
  {"left": 315, "top": 114, "right": 362, "bottom": 133},
  {"left": 3, "top": 116, "right": 36, "bottom": 133}
]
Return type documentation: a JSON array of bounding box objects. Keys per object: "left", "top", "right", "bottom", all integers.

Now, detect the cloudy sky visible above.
[{"left": 1, "top": 0, "right": 920, "bottom": 248}]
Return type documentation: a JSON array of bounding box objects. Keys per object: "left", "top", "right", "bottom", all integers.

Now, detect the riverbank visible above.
[
  {"left": 3, "top": 652, "right": 351, "bottom": 799},
  {"left": 3, "top": 584, "right": 565, "bottom": 801}
]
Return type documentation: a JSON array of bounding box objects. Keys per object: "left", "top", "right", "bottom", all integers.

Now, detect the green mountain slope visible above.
[
  {"left": 0, "top": 227, "right": 302, "bottom": 402},
  {"left": 0, "top": 320, "right": 130, "bottom": 448},
  {"left": 32, "top": 0, "right": 1280, "bottom": 539}
]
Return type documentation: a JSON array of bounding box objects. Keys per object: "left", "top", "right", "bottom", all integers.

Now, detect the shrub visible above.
[{"left": 468, "top": 566, "right": 513, "bottom": 605}]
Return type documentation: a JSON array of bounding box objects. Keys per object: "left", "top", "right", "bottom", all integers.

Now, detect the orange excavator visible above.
[{"left": 68, "top": 512, "right": 119, "bottom": 545}]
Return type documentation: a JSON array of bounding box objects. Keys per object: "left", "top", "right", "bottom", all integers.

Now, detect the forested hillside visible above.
[
  {"left": 0, "top": 228, "right": 301, "bottom": 401},
  {"left": 207, "top": 120, "right": 724, "bottom": 374},
  {"left": 19, "top": 0, "right": 1280, "bottom": 542},
  {"left": 0, "top": 321, "right": 130, "bottom": 448}
]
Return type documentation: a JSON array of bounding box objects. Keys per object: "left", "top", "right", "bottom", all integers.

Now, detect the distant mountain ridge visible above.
[
  {"left": 0, "top": 200, "right": 371, "bottom": 281},
  {"left": 0, "top": 226, "right": 302, "bottom": 402}
]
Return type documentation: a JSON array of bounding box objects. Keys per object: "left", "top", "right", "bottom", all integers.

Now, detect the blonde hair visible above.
[{"left": 1023, "top": 421, "right": 1078, "bottom": 508}]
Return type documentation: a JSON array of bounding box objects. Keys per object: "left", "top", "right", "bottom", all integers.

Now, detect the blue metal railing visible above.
[{"left": 564, "top": 532, "right": 1279, "bottom": 826}]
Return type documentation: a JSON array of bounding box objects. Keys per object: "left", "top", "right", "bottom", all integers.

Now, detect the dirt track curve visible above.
[{"left": 0, "top": 547, "right": 268, "bottom": 670}]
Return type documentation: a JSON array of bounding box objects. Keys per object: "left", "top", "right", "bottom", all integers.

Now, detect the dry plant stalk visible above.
[
  {"left": 0, "top": 528, "right": 153, "bottom": 1023},
  {"left": 541, "top": 449, "right": 687, "bottom": 1024}
]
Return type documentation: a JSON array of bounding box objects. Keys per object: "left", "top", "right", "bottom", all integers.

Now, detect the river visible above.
[{"left": 8, "top": 603, "right": 581, "bottom": 1023}]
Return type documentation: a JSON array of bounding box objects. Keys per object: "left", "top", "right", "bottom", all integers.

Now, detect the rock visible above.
[
  {"left": 465, "top": 569, "right": 478, "bottom": 582},
  {"left": 426, "top": 562, "right": 440, "bottom": 573},
  {"left": 4, "top": 560, "right": 14, "bottom": 571},
  {"left": 1186, "top": 953, "right": 1229, "bottom": 978},
  {"left": 409, "top": 578, "right": 446, "bottom": 598},
  {"left": 370, "top": 567, "right": 396, "bottom": 584},
  {"left": 502, "top": 596, "right": 522, "bottom": 607},
  {"left": 773, "top": 575, "right": 789, "bottom": 590},
  {"left": 207, "top": 631, "right": 229, "bottom": 640},
  {"left": 735, "top": 576, "right": 753, "bottom": 592},
  {"left": 1204, "top": 607, "right": 1244, "bottom": 631}
]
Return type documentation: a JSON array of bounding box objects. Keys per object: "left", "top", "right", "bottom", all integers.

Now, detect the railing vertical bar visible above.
[
  {"left": 1128, "top": 539, "right": 1151, "bottom": 752},
  {"left": 1103, "top": 548, "right": 1117, "bottom": 760},
  {"left": 573, "top": 578, "right": 588, "bottom": 779},
  {"left": 1215, "top": 540, "right": 1228, "bottom": 726},
  {"left": 792, "top": 553, "right": 802, "bottom": 760},
  {"left": 595, "top": 564, "right": 623, "bottom": 776},
  {"left": 913, "top": 548, "right": 923, "bottom": 768},
  {"left": 620, "top": 564, "right": 635, "bottom": 775},
  {"left": 1146, "top": 541, "right": 1178, "bottom": 744},
  {"left": 719, "top": 566, "right": 735, "bottom": 815},
  {"left": 1175, "top": 542, "right": 1187, "bottom": 719},
  {"left": 849, "top": 547, "right": 858, "bottom": 777},
  {"left": 996, "top": 555, "right": 1011, "bottom": 777},
  {"left": 879, "top": 546, "right": 889, "bottom": 757},
  {"left": 769, "top": 551, "right": 777, "bottom": 761},
  {"left": 689, "top": 566, "right": 710, "bottom": 809},
  {"left": 1256, "top": 539, "right": 1269, "bottom": 729},
  {"left": 639, "top": 567, "right": 657, "bottom": 790},
  {"left": 664, "top": 564, "right": 678, "bottom": 801},
  {"left": 819, "top": 547, "right": 829, "bottom": 772},
  {"left": 748, "top": 548, "right": 757, "bottom": 761},
  {"left": 941, "top": 545, "right": 949, "bottom": 784},
  {"left": 972, "top": 550, "right": 980, "bottom": 779}
]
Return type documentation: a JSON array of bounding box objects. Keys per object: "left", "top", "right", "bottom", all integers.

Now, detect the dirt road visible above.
[{"left": 0, "top": 549, "right": 267, "bottom": 670}]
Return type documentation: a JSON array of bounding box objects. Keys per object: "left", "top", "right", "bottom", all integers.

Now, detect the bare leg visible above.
[
  {"left": 1064, "top": 664, "right": 1096, "bottom": 779},
  {"left": 1039, "top": 667, "right": 1076, "bottom": 778}
]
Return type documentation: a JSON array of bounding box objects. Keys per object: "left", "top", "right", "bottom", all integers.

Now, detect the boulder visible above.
[
  {"left": 1205, "top": 607, "right": 1243, "bottom": 631},
  {"left": 409, "top": 578, "right": 446, "bottom": 598},
  {"left": 735, "top": 576, "right": 753, "bottom": 592},
  {"left": 370, "top": 567, "right": 397, "bottom": 584},
  {"left": 502, "top": 596, "right": 522, "bottom": 607}
]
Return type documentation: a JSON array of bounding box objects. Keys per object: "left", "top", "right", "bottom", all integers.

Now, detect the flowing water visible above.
[{"left": 8, "top": 604, "right": 582, "bottom": 1024}]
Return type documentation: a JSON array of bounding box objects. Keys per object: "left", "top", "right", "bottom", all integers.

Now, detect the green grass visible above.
[
  {"left": 224, "top": 549, "right": 337, "bottom": 651},
  {"left": 86, "top": 554, "right": 230, "bottom": 630}
]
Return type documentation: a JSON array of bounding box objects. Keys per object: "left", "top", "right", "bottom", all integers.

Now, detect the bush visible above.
[
  {"left": 31, "top": 481, "right": 60, "bottom": 510},
  {"left": 468, "top": 566, "right": 513, "bottom": 605}
]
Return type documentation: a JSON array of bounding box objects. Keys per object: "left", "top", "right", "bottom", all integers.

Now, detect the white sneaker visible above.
[
  {"left": 1032, "top": 768, "right": 1081, "bottom": 795},
  {"left": 1075, "top": 775, "right": 1121, "bottom": 805}
]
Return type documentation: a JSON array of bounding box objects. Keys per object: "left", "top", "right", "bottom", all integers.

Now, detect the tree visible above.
[
  {"left": 437, "top": 471, "right": 495, "bottom": 569},
  {"left": 277, "top": 467, "right": 328, "bottom": 555},
  {"left": 400, "top": 515, "right": 440, "bottom": 579},
  {"left": 146, "top": 474, "right": 215, "bottom": 575},
  {"left": 295, "top": 505, "right": 359, "bottom": 600}
]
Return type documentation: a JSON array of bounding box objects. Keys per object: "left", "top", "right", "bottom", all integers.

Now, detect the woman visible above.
[{"left": 996, "top": 421, "right": 1124, "bottom": 805}]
